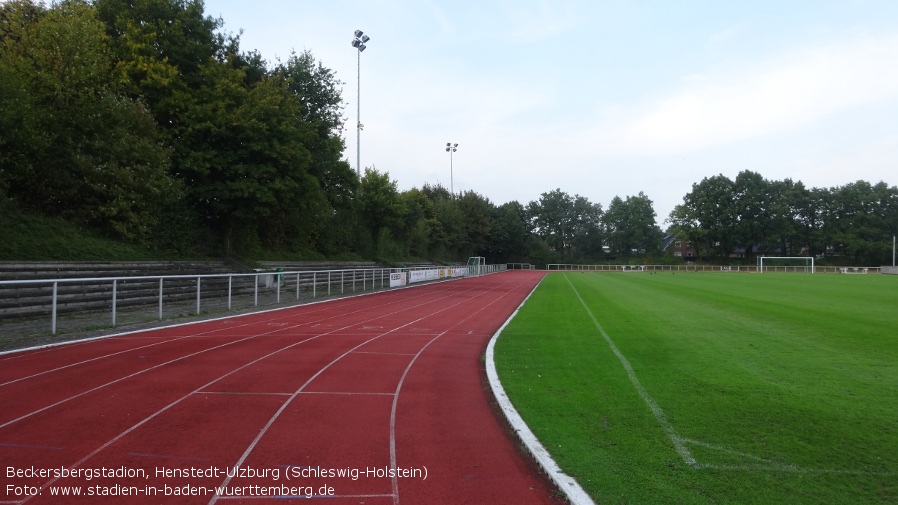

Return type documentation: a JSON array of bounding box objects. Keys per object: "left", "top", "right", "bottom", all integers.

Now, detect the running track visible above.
[{"left": 1, "top": 270, "right": 562, "bottom": 504}]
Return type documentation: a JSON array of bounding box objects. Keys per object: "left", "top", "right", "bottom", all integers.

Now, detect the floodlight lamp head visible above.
[
  {"left": 361, "top": 34, "right": 370, "bottom": 43},
  {"left": 358, "top": 44, "right": 366, "bottom": 52},
  {"left": 354, "top": 29, "right": 364, "bottom": 38},
  {"left": 446, "top": 142, "right": 451, "bottom": 147},
  {"left": 351, "top": 39, "right": 360, "bottom": 48},
  {"left": 446, "top": 147, "right": 450, "bottom": 152},
  {"left": 453, "top": 143, "right": 458, "bottom": 148}
]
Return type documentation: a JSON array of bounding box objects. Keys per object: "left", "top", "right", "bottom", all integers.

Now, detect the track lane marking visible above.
[
  {"left": 14, "top": 281, "right": 483, "bottom": 504},
  {"left": 389, "top": 274, "right": 540, "bottom": 505},
  {"left": 15, "top": 288, "right": 468, "bottom": 504},
  {"left": 1, "top": 288, "right": 456, "bottom": 426}
]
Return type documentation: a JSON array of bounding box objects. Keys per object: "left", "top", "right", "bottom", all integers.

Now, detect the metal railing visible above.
[
  {"left": 546, "top": 264, "right": 883, "bottom": 274},
  {"left": 0, "top": 264, "right": 511, "bottom": 337},
  {"left": 0, "top": 268, "right": 399, "bottom": 335}
]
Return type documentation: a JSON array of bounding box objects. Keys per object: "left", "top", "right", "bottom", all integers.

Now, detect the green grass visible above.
[
  {"left": 0, "top": 204, "right": 169, "bottom": 261},
  {"left": 495, "top": 272, "right": 898, "bottom": 504}
]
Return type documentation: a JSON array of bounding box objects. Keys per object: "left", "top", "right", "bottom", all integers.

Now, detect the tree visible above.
[
  {"left": 485, "top": 201, "right": 529, "bottom": 263},
  {"left": 570, "top": 196, "right": 604, "bottom": 259},
  {"left": 604, "top": 192, "right": 662, "bottom": 260},
  {"left": 276, "top": 50, "right": 357, "bottom": 254},
  {"left": 0, "top": 0, "right": 175, "bottom": 240},
  {"left": 767, "top": 178, "right": 812, "bottom": 257},
  {"left": 421, "top": 183, "right": 453, "bottom": 202},
  {"left": 669, "top": 174, "right": 737, "bottom": 261},
  {"left": 732, "top": 170, "right": 771, "bottom": 262},
  {"left": 456, "top": 191, "right": 493, "bottom": 258},
  {"left": 823, "top": 181, "right": 897, "bottom": 265},
  {"left": 527, "top": 189, "right": 575, "bottom": 254},
  {"left": 172, "top": 59, "right": 318, "bottom": 253},
  {"left": 357, "top": 168, "right": 404, "bottom": 258},
  {"left": 95, "top": 0, "right": 226, "bottom": 122},
  {"left": 399, "top": 188, "right": 435, "bottom": 259}
]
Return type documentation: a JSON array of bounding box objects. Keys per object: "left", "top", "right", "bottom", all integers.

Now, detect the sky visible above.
[{"left": 202, "top": 0, "right": 898, "bottom": 224}]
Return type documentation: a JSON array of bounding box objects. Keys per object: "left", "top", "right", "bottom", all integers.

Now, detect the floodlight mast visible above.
[
  {"left": 446, "top": 142, "right": 458, "bottom": 197},
  {"left": 351, "top": 30, "right": 371, "bottom": 177}
]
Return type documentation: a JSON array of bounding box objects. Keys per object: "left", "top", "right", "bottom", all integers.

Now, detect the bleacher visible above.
[
  {"left": 256, "top": 261, "right": 380, "bottom": 271},
  {"left": 0, "top": 261, "right": 246, "bottom": 319}
]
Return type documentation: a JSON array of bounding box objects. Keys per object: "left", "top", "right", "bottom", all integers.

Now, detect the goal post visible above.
[
  {"left": 466, "top": 256, "right": 486, "bottom": 276},
  {"left": 758, "top": 256, "right": 815, "bottom": 273}
]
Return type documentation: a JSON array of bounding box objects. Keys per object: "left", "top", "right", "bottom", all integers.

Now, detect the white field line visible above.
[
  {"left": 684, "top": 438, "right": 897, "bottom": 476},
  {"left": 563, "top": 274, "right": 698, "bottom": 467},
  {"left": 564, "top": 275, "right": 897, "bottom": 478},
  {"left": 680, "top": 438, "right": 778, "bottom": 464},
  {"left": 485, "top": 281, "right": 597, "bottom": 505}
]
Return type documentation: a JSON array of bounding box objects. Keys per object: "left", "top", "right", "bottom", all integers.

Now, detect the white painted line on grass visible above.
[{"left": 563, "top": 274, "right": 698, "bottom": 467}]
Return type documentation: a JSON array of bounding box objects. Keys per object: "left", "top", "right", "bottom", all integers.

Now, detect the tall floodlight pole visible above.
[
  {"left": 446, "top": 142, "right": 458, "bottom": 197},
  {"left": 351, "top": 30, "right": 370, "bottom": 177}
]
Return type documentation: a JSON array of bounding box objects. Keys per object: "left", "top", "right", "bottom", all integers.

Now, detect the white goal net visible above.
[{"left": 757, "top": 256, "right": 815, "bottom": 273}]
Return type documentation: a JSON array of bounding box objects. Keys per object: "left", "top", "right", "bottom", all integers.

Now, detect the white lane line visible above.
[
  {"left": 8, "top": 280, "right": 477, "bottom": 505},
  {"left": 389, "top": 331, "right": 446, "bottom": 505},
  {"left": 0, "top": 294, "right": 386, "bottom": 382},
  {"left": 0, "top": 334, "right": 262, "bottom": 430},
  {"left": 0, "top": 336, "right": 195, "bottom": 388},
  {"left": 208, "top": 292, "right": 481, "bottom": 505},
  {"left": 564, "top": 274, "right": 697, "bottom": 467},
  {"left": 205, "top": 280, "right": 496, "bottom": 504},
  {"left": 20, "top": 329, "right": 326, "bottom": 504},
  {"left": 19, "top": 297, "right": 439, "bottom": 505},
  {"left": 354, "top": 351, "right": 418, "bottom": 356},
  {"left": 390, "top": 273, "right": 538, "bottom": 505},
  {"left": 2, "top": 288, "right": 441, "bottom": 426}
]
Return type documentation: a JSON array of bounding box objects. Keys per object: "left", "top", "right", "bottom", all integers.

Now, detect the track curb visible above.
[{"left": 485, "top": 280, "right": 597, "bottom": 505}]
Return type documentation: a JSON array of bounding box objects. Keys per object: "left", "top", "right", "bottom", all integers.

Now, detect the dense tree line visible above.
[
  {"left": 1, "top": 1, "right": 895, "bottom": 266},
  {"left": 0, "top": 0, "right": 654, "bottom": 265},
  {"left": 669, "top": 171, "right": 898, "bottom": 265},
  {"left": 1, "top": 0, "right": 357, "bottom": 257}
]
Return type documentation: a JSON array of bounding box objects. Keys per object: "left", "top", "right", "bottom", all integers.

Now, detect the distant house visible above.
[
  {"left": 732, "top": 246, "right": 783, "bottom": 260},
  {"left": 663, "top": 235, "right": 697, "bottom": 261}
]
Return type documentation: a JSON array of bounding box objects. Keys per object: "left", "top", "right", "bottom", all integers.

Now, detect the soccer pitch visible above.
[{"left": 494, "top": 272, "right": 898, "bottom": 504}]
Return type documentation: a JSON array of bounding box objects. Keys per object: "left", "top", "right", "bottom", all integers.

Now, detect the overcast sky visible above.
[{"left": 203, "top": 0, "right": 898, "bottom": 224}]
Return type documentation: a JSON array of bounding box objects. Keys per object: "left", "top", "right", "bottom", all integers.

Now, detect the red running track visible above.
[{"left": 0, "top": 270, "right": 561, "bottom": 504}]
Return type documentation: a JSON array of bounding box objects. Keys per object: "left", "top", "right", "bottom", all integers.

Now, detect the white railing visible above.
[
  {"left": 0, "top": 264, "right": 511, "bottom": 336},
  {"left": 546, "top": 264, "right": 883, "bottom": 274}
]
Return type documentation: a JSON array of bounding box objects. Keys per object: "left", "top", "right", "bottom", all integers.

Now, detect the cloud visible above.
[{"left": 595, "top": 32, "right": 898, "bottom": 156}]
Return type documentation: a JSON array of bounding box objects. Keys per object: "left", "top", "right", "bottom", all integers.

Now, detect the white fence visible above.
[
  {"left": 546, "top": 264, "right": 884, "bottom": 274},
  {"left": 0, "top": 264, "right": 507, "bottom": 336}
]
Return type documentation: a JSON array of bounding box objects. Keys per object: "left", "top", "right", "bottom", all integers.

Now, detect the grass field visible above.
[{"left": 494, "top": 272, "right": 898, "bottom": 504}]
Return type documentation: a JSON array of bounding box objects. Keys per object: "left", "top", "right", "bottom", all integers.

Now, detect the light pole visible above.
[
  {"left": 446, "top": 142, "right": 458, "bottom": 197},
  {"left": 351, "top": 29, "right": 370, "bottom": 177}
]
